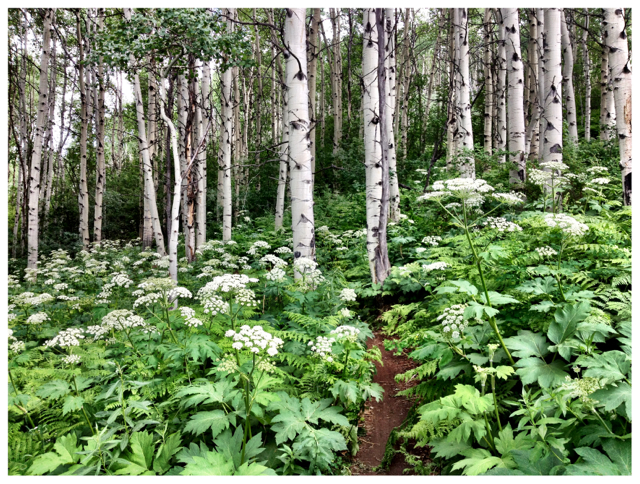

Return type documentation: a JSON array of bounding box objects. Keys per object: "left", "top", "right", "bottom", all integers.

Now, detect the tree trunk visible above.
[
  {"left": 330, "top": 8, "right": 343, "bottom": 156},
  {"left": 604, "top": 8, "right": 632, "bottom": 205},
  {"left": 274, "top": 76, "right": 289, "bottom": 230},
  {"left": 525, "top": 9, "right": 541, "bottom": 159},
  {"left": 494, "top": 9, "right": 507, "bottom": 163},
  {"left": 285, "top": 8, "right": 316, "bottom": 272},
  {"left": 400, "top": 9, "right": 411, "bottom": 160},
  {"left": 600, "top": 21, "right": 616, "bottom": 140},
  {"left": 221, "top": 9, "right": 234, "bottom": 241},
  {"left": 453, "top": 8, "right": 475, "bottom": 178},
  {"left": 197, "top": 62, "right": 210, "bottom": 247},
  {"left": 385, "top": 8, "right": 401, "bottom": 222},
  {"left": 501, "top": 8, "right": 526, "bottom": 182},
  {"left": 560, "top": 9, "right": 579, "bottom": 144},
  {"left": 93, "top": 9, "right": 106, "bottom": 242},
  {"left": 542, "top": 9, "right": 563, "bottom": 167},
  {"left": 483, "top": 9, "right": 493, "bottom": 154},
  {"left": 308, "top": 8, "right": 320, "bottom": 183},
  {"left": 581, "top": 9, "right": 592, "bottom": 142},
  {"left": 124, "top": 8, "right": 166, "bottom": 255},
  {"left": 536, "top": 8, "right": 546, "bottom": 160},
  {"left": 27, "top": 8, "right": 54, "bottom": 269},
  {"left": 76, "top": 11, "right": 91, "bottom": 251},
  {"left": 363, "top": 8, "right": 383, "bottom": 281}
]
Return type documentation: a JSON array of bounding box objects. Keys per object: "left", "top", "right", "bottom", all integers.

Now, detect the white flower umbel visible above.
[
  {"left": 586, "top": 166, "right": 608, "bottom": 174},
  {"left": 26, "top": 312, "right": 50, "bottom": 325},
  {"left": 422, "top": 236, "right": 442, "bottom": 247},
  {"left": 202, "top": 294, "right": 230, "bottom": 316},
  {"left": 44, "top": 327, "right": 86, "bottom": 348},
  {"left": 590, "top": 177, "right": 610, "bottom": 185},
  {"left": 259, "top": 254, "right": 288, "bottom": 269},
  {"left": 544, "top": 213, "right": 589, "bottom": 237},
  {"left": 234, "top": 288, "right": 258, "bottom": 307},
  {"left": 168, "top": 287, "right": 193, "bottom": 300},
  {"left": 265, "top": 267, "right": 287, "bottom": 283},
  {"left": 179, "top": 307, "right": 203, "bottom": 328},
  {"left": 225, "top": 325, "right": 284, "bottom": 357},
  {"left": 436, "top": 304, "right": 468, "bottom": 339},
  {"left": 330, "top": 325, "right": 360, "bottom": 343},
  {"left": 102, "top": 309, "right": 147, "bottom": 331},
  {"left": 535, "top": 246, "right": 558, "bottom": 258},
  {"left": 10, "top": 340, "right": 26, "bottom": 353},
  {"left": 293, "top": 258, "right": 325, "bottom": 288},
  {"left": 199, "top": 274, "right": 259, "bottom": 294},
  {"left": 308, "top": 336, "right": 336, "bottom": 362},
  {"left": 415, "top": 247, "right": 427, "bottom": 254},
  {"left": 247, "top": 241, "right": 271, "bottom": 255},
  {"left": 274, "top": 246, "right": 292, "bottom": 254},
  {"left": 53, "top": 283, "right": 69, "bottom": 292},
  {"left": 340, "top": 308, "right": 352, "bottom": 319},
  {"left": 111, "top": 272, "right": 133, "bottom": 288},
  {"left": 483, "top": 217, "right": 523, "bottom": 232},
  {"left": 62, "top": 354, "right": 81, "bottom": 365},
  {"left": 492, "top": 192, "right": 525, "bottom": 205},
  {"left": 422, "top": 261, "right": 449, "bottom": 272},
  {"left": 339, "top": 288, "right": 357, "bottom": 302}
]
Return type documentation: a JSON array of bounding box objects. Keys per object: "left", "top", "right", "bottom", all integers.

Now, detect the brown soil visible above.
[{"left": 350, "top": 331, "right": 420, "bottom": 475}]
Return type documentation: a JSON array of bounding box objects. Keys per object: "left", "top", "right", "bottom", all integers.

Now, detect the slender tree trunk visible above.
[
  {"left": 604, "top": 8, "right": 632, "bottom": 205},
  {"left": 285, "top": 8, "right": 316, "bottom": 271},
  {"left": 600, "top": 22, "right": 616, "bottom": 140},
  {"left": 542, "top": 9, "right": 563, "bottom": 168},
  {"left": 124, "top": 8, "right": 165, "bottom": 254},
  {"left": 330, "top": 8, "right": 342, "bottom": 156},
  {"left": 308, "top": 8, "right": 320, "bottom": 183},
  {"left": 536, "top": 8, "right": 546, "bottom": 160},
  {"left": 363, "top": 8, "right": 383, "bottom": 281},
  {"left": 501, "top": 8, "right": 526, "bottom": 182},
  {"left": 274, "top": 77, "right": 289, "bottom": 230},
  {"left": 525, "top": 9, "right": 541, "bottom": 159},
  {"left": 27, "top": 8, "right": 54, "bottom": 269},
  {"left": 385, "top": 8, "right": 400, "bottom": 222},
  {"left": 178, "top": 74, "right": 189, "bottom": 239},
  {"left": 400, "top": 9, "right": 411, "bottom": 160},
  {"left": 483, "top": 9, "right": 494, "bottom": 153},
  {"left": 221, "top": 9, "right": 234, "bottom": 241},
  {"left": 197, "top": 62, "right": 210, "bottom": 247},
  {"left": 42, "top": 35, "right": 56, "bottom": 226},
  {"left": 76, "top": 11, "right": 91, "bottom": 251},
  {"left": 494, "top": 9, "right": 507, "bottom": 163},
  {"left": 581, "top": 9, "right": 592, "bottom": 142},
  {"left": 93, "top": 9, "right": 106, "bottom": 242},
  {"left": 453, "top": 8, "right": 475, "bottom": 178},
  {"left": 560, "top": 10, "right": 579, "bottom": 144}
]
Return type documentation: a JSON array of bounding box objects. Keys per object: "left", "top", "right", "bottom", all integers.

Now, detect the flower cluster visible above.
[
  {"left": 544, "top": 213, "right": 589, "bottom": 237},
  {"left": 247, "top": 241, "right": 271, "bottom": 255},
  {"left": 484, "top": 217, "right": 523, "bottom": 232},
  {"left": 436, "top": 304, "right": 468, "bottom": 339},
  {"left": 493, "top": 191, "right": 526, "bottom": 205},
  {"left": 102, "top": 309, "right": 147, "bottom": 331},
  {"left": 235, "top": 288, "right": 258, "bottom": 307},
  {"left": 179, "top": 307, "right": 203, "bottom": 328},
  {"left": 330, "top": 325, "right": 360, "bottom": 343},
  {"left": 586, "top": 166, "right": 608, "bottom": 174},
  {"left": 13, "top": 292, "right": 55, "bottom": 307},
  {"left": 558, "top": 376, "right": 602, "bottom": 406},
  {"left": 168, "top": 287, "right": 193, "bottom": 300},
  {"left": 111, "top": 272, "right": 133, "bottom": 288},
  {"left": 200, "top": 274, "right": 259, "bottom": 294},
  {"left": 225, "top": 325, "right": 283, "bottom": 356},
  {"left": 308, "top": 336, "right": 335, "bottom": 362},
  {"left": 422, "top": 236, "right": 442, "bottom": 247},
  {"left": 202, "top": 294, "right": 230, "bottom": 315},
  {"left": 62, "top": 354, "right": 81, "bottom": 365},
  {"left": 589, "top": 177, "right": 610, "bottom": 185},
  {"left": 339, "top": 288, "right": 357, "bottom": 302},
  {"left": 265, "top": 267, "right": 287, "bottom": 283},
  {"left": 422, "top": 261, "right": 449, "bottom": 272},
  {"left": 53, "top": 283, "right": 69, "bottom": 292},
  {"left": 26, "top": 312, "right": 50, "bottom": 325},
  {"left": 340, "top": 308, "right": 352, "bottom": 318},
  {"left": 535, "top": 246, "right": 558, "bottom": 258},
  {"left": 10, "top": 340, "right": 26, "bottom": 353},
  {"left": 133, "top": 292, "right": 162, "bottom": 308},
  {"left": 44, "top": 328, "right": 86, "bottom": 348},
  {"left": 293, "top": 258, "right": 325, "bottom": 288},
  {"left": 259, "top": 254, "right": 288, "bottom": 269},
  {"left": 274, "top": 246, "right": 292, "bottom": 254}
]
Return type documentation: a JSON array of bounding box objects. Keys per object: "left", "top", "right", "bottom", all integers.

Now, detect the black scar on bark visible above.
[
  {"left": 294, "top": 251, "right": 301, "bottom": 258},
  {"left": 623, "top": 173, "right": 631, "bottom": 204},
  {"left": 549, "top": 143, "right": 562, "bottom": 154},
  {"left": 518, "top": 169, "right": 525, "bottom": 181},
  {"left": 286, "top": 9, "right": 293, "bottom": 17}
]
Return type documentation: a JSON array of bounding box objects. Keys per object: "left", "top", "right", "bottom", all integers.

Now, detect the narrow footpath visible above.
[{"left": 350, "top": 331, "right": 420, "bottom": 475}]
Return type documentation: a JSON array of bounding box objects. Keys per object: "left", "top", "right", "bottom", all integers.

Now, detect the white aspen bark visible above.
[
  {"left": 604, "top": 8, "right": 632, "bottom": 205},
  {"left": 27, "top": 8, "right": 54, "bottom": 269},
  {"left": 454, "top": 8, "right": 475, "bottom": 178},
  {"left": 308, "top": 8, "right": 320, "bottom": 182},
  {"left": 330, "top": 8, "right": 342, "bottom": 156},
  {"left": 581, "top": 10, "right": 592, "bottom": 142},
  {"left": 536, "top": 9, "right": 546, "bottom": 160},
  {"left": 221, "top": 9, "right": 234, "bottom": 241},
  {"left": 124, "top": 8, "right": 166, "bottom": 255},
  {"left": 600, "top": 23, "right": 616, "bottom": 141},
  {"left": 197, "top": 63, "right": 210, "bottom": 247},
  {"left": 178, "top": 74, "right": 189, "bottom": 238},
  {"left": 285, "top": 8, "right": 316, "bottom": 271},
  {"left": 525, "top": 9, "right": 541, "bottom": 159},
  {"left": 542, "top": 9, "right": 563, "bottom": 167},
  {"left": 159, "top": 73, "right": 182, "bottom": 282},
  {"left": 363, "top": 8, "right": 383, "bottom": 280},
  {"left": 42, "top": 35, "right": 56, "bottom": 225},
  {"left": 93, "top": 9, "right": 106, "bottom": 242},
  {"left": 560, "top": 10, "right": 579, "bottom": 144},
  {"left": 385, "top": 8, "right": 400, "bottom": 222},
  {"left": 77, "top": 12, "right": 91, "bottom": 251},
  {"left": 148, "top": 59, "right": 158, "bottom": 191},
  {"left": 501, "top": 8, "right": 526, "bottom": 182},
  {"left": 274, "top": 85, "right": 289, "bottom": 230},
  {"left": 494, "top": 9, "right": 507, "bottom": 163},
  {"left": 483, "top": 9, "right": 493, "bottom": 154},
  {"left": 446, "top": 10, "right": 456, "bottom": 165},
  {"left": 400, "top": 9, "right": 411, "bottom": 160}
]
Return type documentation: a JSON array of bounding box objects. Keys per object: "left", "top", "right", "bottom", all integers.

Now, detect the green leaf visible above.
[
  {"left": 495, "top": 366, "right": 515, "bottom": 380},
  {"left": 62, "top": 395, "right": 85, "bottom": 415},
  {"left": 504, "top": 330, "right": 549, "bottom": 358},
  {"left": 36, "top": 379, "right": 71, "bottom": 400},
  {"left": 564, "top": 447, "right": 621, "bottom": 475},
  {"left": 480, "top": 291, "right": 519, "bottom": 306},
  {"left": 437, "top": 280, "right": 478, "bottom": 296},
  {"left": 580, "top": 351, "right": 630, "bottom": 384},
  {"left": 437, "top": 359, "right": 471, "bottom": 380},
  {"left": 53, "top": 433, "right": 82, "bottom": 464},
  {"left": 180, "top": 450, "right": 235, "bottom": 475},
  {"left": 116, "top": 431, "right": 155, "bottom": 475},
  {"left": 448, "top": 419, "right": 487, "bottom": 443},
  {"left": 331, "top": 380, "right": 359, "bottom": 406},
  {"left": 27, "top": 453, "right": 68, "bottom": 475},
  {"left": 452, "top": 448, "right": 504, "bottom": 475},
  {"left": 530, "top": 300, "right": 556, "bottom": 313},
  {"left": 516, "top": 276, "right": 557, "bottom": 295},
  {"left": 591, "top": 382, "right": 632, "bottom": 420},
  {"left": 510, "top": 449, "right": 563, "bottom": 475},
  {"left": 235, "top": 462, "right": 277, "bottom": 476},
  {"left": 602, "top": 438, "right": 631, "bottom": 475},
  {"left": 184, "top": 410, "right": 231, "bottom": 437},
  {"left": 548, "top": 302, "right": 590, "bottom": 344},
  {"left": 153, "top": 432, "right": 182, "bottom": 474},
  {"left": 515, "top": 357, "right": 568, "bottom": 388},
  {"left": 464, "top": 302, "right": 499, "bottom": 320},
  {"left": 429, "top": 438, "right": 471, "bottom": 459}
]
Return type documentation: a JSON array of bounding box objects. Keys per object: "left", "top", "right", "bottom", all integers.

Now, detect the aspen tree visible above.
[
  {"left": 525, "top": 9, "right": 541, "bottom": 159},
  {"left": 604, "top": 8, "right": 632, "bottom": 205},
  {"left": 453, "top": 8, "right": 475, "bottom": 178},
  {"left": 27, "top": 8, "right": 54, "bottom": 269},
  {"left": 41, "top": 35, "right": 56, "bottom": 226},
  {"left": 536, "top": 8, "right": 546, "bottom": 158},
  {"left": 330, "top": 8, "right": 342, "bottom": 156},
  {"left": 221, "top": 9, "right": 234, "bottom": 241},
  {"left": 93, "top": 9, "right": 106, "bottom": 242},
  {"left": 274, "top": 83, "right": 289, "bottom": 230},
  {"left": 599, "top": 35, "right": 616, "bottom": 141},
  {"left": 560, "top": 10, "right": 579, "bottom": 144},
  {"left": 385, "top": 8, "right": 400, "bottom": 222},
  {"left": 197, "top": 63, "right": 210, "bottom": 247},
  {"left": 483, "top": 9, "right": 493, "bottom": 154},
  {"left": 284, "top": 8, "right": 316, "bottom": 272},
  {"left": 308, "top": 8, "right": 321, "bottom": 180},
  {"left": 581, "top": 9, "right": 592, "bottom": 142},
  {"left": 542, "top": 9, "right": 563, "bottom": 167},
  {"left": 77, "top": 11, "right": 91, "bottom": 251},
  {"left": 494, "top": 9, "right": 507, "bottom": 164},
  {"left": 400, "top": 9, "right": 411, "bottom": 160},
  {"left": 363, "top": 8, "right": 384, "bottom": 281},
  {"left": 501, "top": 8, "right": 526, "bottom": 182}
]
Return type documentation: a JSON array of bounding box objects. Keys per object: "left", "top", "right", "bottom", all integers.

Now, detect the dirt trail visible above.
[{"left": 350, "top": 331, "right": 418, "bottom": 475}]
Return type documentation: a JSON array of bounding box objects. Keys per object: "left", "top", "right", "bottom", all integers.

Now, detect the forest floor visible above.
[{"left": 350, "top": 331, "right": 432, "bottom": 475}]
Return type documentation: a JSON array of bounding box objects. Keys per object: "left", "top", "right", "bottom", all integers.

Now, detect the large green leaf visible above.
[
  {"left": 591, "top": 382, "right": 631, "bottom": 420},
  {"left": 429, "top": 438, "right": 471, "bottom": 459},
  {"left": 180, "top": 450, "right": 234, "bottom": 475},
  {"left": 452, "top": 448, "right": 505, "bottom": 475},
  {"left": 62, "top": 395, "right": 85, "bottom": 416},
  {"left": 515, "top": 357, "right": 568, "bottom": 388},
  {"left": 548, "top": 302, "right": 590, "bottom": 344},
  {"left": 504, "top": 330, "right": 549, "bottom": 358},
  {"left": 480, "top": 291, "right": 519, "bottom": 306},
  {"left": 116, "top": 431, "right": 155, "bottom": 475},
  {"left": 563, "top": 447, "right": 622, "bottom": 475},
  {"left": 602, "top": 438, "right": 631, "bottom": 474},
  {"left": 184, "top": 410, "right": 231, "bottom": 437},
  {"left": 36, "top": 379, "right": 71, "bottom": 400},
  {"left": 580, "top": 351, "right": 630, "bottom": 384},
  {"left": 153, "top": 432, "right": 183, "bottom": 474}
]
